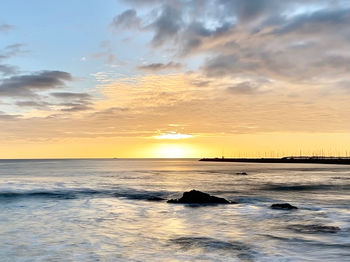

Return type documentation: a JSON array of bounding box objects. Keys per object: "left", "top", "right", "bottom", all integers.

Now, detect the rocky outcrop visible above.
[
  {"left": 167, "top": 190, "right": 232, "bottom": 204},
  {"left": 271, "top": 203, "right": 298, "bottom": 210}
]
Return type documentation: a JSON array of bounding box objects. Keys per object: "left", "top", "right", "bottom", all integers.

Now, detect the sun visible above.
[{"left": 153, "top": 143, "right": 194, "bottom": 158}]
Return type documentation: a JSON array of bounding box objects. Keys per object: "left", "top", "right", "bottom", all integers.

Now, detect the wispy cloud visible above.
[{"left": 137, "top": 61, "right": 182, "bottom": 72}]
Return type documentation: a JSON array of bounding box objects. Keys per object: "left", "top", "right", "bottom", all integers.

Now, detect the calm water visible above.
[{"left": 0, "top": 159, "right": 349, "bottom": 261}]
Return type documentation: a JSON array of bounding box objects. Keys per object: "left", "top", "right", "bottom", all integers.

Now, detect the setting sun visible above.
[{"left": 152, "top": 143, "right": 196, "bottom": 158}]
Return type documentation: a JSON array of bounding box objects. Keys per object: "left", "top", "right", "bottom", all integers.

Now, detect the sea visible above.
[{"left": 0, "top": 159, "right": 349, "bottom": 262}]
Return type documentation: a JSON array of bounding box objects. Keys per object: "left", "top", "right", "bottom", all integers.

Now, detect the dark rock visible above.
[
  {"left": 146, "top": 196, "right": 165, "bottom": 201},
  {"left": 167, "top": 190, "right": 231, "bottom": 204},
  {"left": 288, "top": 224, "right": 340, "bottom": 234},
  {"left": 271, "top": 203, "right": 298, "bottom": 210},
  {"left": 236, "top": 172, "right": 248, "bottom": 175}
]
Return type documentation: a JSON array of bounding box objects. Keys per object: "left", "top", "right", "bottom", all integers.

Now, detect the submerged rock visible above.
[
  {"left": 146, "top": 196, "right": 166, "bottom": 201},
  {"left": 288, "top": 224, "right": 340, "bottom": 234},
  {"left": 236, "top": 172, "right": 248, "bottom": 175},
  {"left": 167, "top": 190, "right": 232, "bottom": 204},
  {"left": 271, "top": 203, "right": 298, "bottom": 210}
]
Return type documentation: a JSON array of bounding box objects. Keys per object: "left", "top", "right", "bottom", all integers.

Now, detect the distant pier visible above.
[{"left": 199, "top": 156, "right": 350, "bottom": 165}]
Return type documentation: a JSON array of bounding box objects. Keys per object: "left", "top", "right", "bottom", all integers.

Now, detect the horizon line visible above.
[{"left": 1, "top": 155, "right": 349, "bottom": 161}]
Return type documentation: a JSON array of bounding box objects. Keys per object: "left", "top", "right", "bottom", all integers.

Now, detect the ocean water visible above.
[{"left": 0, "top": 159, "right": 349, "bottom": 262}]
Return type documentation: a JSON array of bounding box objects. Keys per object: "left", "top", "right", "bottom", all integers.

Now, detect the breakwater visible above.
[{"left": 199, "top": 157, "right": 350, "bottom": 165}]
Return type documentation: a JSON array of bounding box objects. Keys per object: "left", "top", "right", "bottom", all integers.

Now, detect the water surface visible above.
[{"left": 0, "top": 159, "right": 349, "bottom": 261}]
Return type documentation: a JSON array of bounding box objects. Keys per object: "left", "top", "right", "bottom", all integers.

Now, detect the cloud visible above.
[
  {"left": 0, "top": 111, "right": 20, "bottom": 120},
  {"left": 148, "top": 4, "right": 183, "bottom": 46},
  {"left": 0, "top": 23, "right": 14, "bottom": 33},
  {"left": 113, "top": 0, "right": 350, "bottom": 84},
  {"left": 15, "top": 101, "right": 50, "bottom": 109},
  {"left": 226, "top": 81, "right": 261, "bottom": 94},
  {"left": 0, "top": 70, "right": 72, "bottom": 97},
  {"left": 272, "top": 8, "right": 350, "bottom": 36},
  {"left": 91, "top": 41, "right": 125, "bottom": 65},
  {"left": 1, "top": 0, "right": 349, "bottom": 143},
  {"left": 101, "top": 0, "right": 350, "bottom": 138},
  {"left": 0, "top": 44, "right": 22, "bottom": 76},
  {"left": 112, "top": 9, "right": 141, "bottom": 30},
  {"left": 137, "top": 61, "right": 182, "bottom": 71},
  {"left": 0, "top": 44, "right": 25, "bottom": 60},
  {"left": 178, "top": 21, "right": 234, "bottom": 55},
  {"left": 202, "top": 51, "right": 350, "bottom": 83},
  {"left": 189, "top": 79, "right": 212, "bottom": 87},
  {"left": 13, "top": 92, "right": 93, "bottom": 112},
  {"left": 122, "top": 0, "right": 165, "bottom": 5},
  {"left": 92, "top": 52, "right": 117, "bottom": 64},
  {"left": 0, "top": 71, "right": 349, "bottom": 142},
  {"left": 50, "top": 92, "right": 93, "bottom": 112},
  {"left": 51, "top": 92, "right": 91, "bottom": 100},
  {"left": 0, "top": 64, "right": 18, "bottom": 76},
  {"left": 233, "top": 0, "right": 277, "bottom": 22},
  {"left": 59, "top": 103, "right": 92, "bottom": 112}
]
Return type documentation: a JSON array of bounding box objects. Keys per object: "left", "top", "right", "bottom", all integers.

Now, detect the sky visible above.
[{"left": 0, "top": 0, "right": 349, "bottom": 158}]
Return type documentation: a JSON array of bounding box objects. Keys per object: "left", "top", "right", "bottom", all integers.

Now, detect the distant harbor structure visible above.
[{"left": 200, "top": 156, "right": 350, "bottom": 165}]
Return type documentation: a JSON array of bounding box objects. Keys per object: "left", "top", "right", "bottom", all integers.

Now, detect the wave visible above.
[
  {"left": 261, "top": 184, "right": 350, "bottom": 191},
  {"left": 0, "top": 191, "right": 79, "bottom": 200},
  {"left": 112, "top": 190, "right": 169, "bottom": 200},
  {"left": 169, "top": 237, "right": 255, "bottom": 261},
  {"left": 332, "top": 176, "right": 350, "bottom": 180},
  {"left": 288, "top": 224, "right": 341, "bottom": 234},
  {"left": 261, "top": 234, "right": 350, "bottom": 249},
  {"left": 234, "top": 195, "right": 276, "bottom": 204},
  {"left": 0, "top": 188, "right": 170, "bottom": 201}
]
